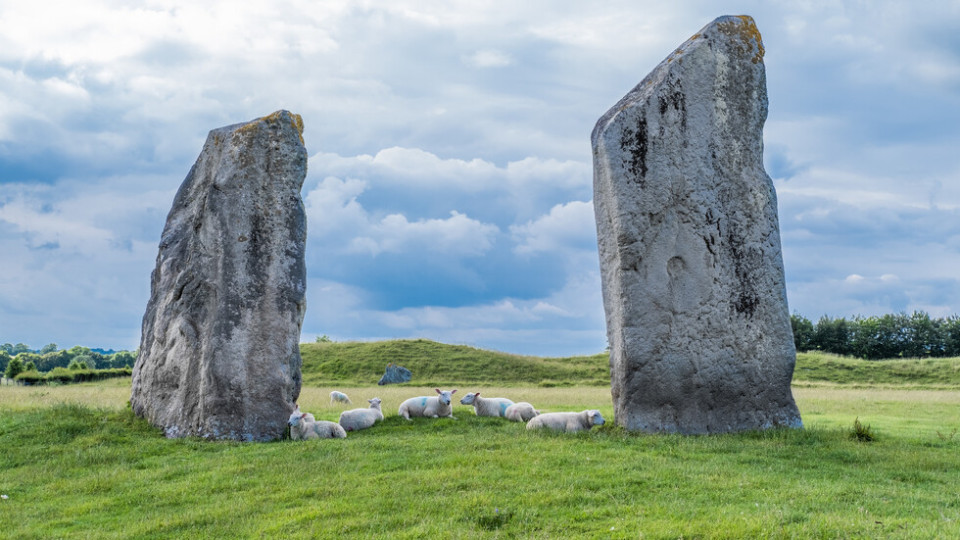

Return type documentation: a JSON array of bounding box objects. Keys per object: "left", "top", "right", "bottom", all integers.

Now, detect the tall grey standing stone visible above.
[
  {"left": 591, "top": 16, "right": 802, "bottom": 434},
  {"left": 132, "top": 110, "right": 308, "bottom": 441}
]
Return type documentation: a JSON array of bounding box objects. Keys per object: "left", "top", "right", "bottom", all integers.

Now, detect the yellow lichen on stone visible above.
[
  {"left": 234, "top": 111, "right": 304, "bottom": 145},
  {"left": 290, "top": 113, "right": 304, "bottom": 145},
  {"left": 718, "top": 15, "right": 765, "bottom": 64}
]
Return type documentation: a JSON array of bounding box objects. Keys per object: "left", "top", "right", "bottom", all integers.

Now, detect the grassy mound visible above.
[
  {"left": 793, "top": 351, "right": 960, "bottom": 388},
  {"left": 299, "top": 339, "right": 609, "bottom": 387},
  {"left": 300, "top": 339, "right": 960, "bottom": 388}
]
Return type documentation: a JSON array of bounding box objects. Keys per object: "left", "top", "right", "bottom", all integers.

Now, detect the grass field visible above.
[{"left": 1, "top": 342, "right": 959, "bottom": 538}]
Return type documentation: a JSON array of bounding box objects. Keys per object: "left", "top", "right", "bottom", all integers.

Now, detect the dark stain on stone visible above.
[
  {"left": 619, "top": 115, "right": 648, "bottom": 182},
  {"left": 727, "top": 229, "right": 761, "bottom": 317}
]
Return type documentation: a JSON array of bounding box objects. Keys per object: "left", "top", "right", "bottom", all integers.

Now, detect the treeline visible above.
[
  {"left": 1, "top": 343, "right": 137, "bottom": 380},
  {"left": 792, "top": 312, "right": 960, "bottom": 360}
]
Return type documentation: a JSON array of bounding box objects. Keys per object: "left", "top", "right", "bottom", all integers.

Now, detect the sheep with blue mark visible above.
[
  {"left": 504, "top": 402, "right": 540, "bottom": 422},
  {"left": 398, "top": 388, "right": 457, "bottom": 420},
  {"left": 338, "top": 397, "right": 383, "bottom": 432},
  {"left": 459, "top": 392, "right": 514, "bottom": 418},
  {"left": 526, "top": 410, "right": 605, "bottom": 433},
  {"left": 329, "top": 391, "right": 352, "bottom": 404},
  {"left": 288, "top": 409, "right": 347, "bottom": 439}
]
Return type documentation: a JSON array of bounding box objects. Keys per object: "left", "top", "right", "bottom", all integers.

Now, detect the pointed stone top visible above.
[
  {"left": 226, "top": 109, "right": 305, "bottom": 145},
  {"left": 679, "top": 15, "right": 764, "bottom": 64},
  {"left": 593, "top": 15, "right": 766, "bottom": 144}
]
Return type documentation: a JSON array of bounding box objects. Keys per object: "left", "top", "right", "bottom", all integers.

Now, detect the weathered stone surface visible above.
[
  {"left": 591, "top": 16, "right": 802, "bottom": 434},
  {"left": 131, "top": 110, "right": 308, "bottom": 441},
  {"left": 378, "top": 363, "right": 412, "bottom": 385}
]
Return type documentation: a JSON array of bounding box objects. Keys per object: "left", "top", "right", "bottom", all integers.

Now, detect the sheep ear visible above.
[
  {"left": 451, "top": 389, "right": 457, "bottom": 394},
  {"left": 435, "top": 388, "right": 441, "bottom": 394},
  {"left": 474, "top": 392, "right": 480, "bottom": 397}
]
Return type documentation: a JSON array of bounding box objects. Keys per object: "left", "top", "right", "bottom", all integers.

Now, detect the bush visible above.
[
  {"left": 14, "top": 370, "right": 44, "bottom": 386},
  {"left": 4, "top": 357, "right": 24, "bottom": 380},
  {"left": 13, "top": 366, "right": 132, "bottom": 386}
]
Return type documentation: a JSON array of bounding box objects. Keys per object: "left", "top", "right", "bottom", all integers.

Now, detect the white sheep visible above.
[
  {"left": 330, "top": 391, "right": 352, "bottom": 404},
  {"left": 338, "top": 397, "right": 384, "bottom": 432},
  {"left": 459, "top": 392, "right": 514, "bottom": 417},
  {"left": 504, "top": 402, "right": 540, "bottom": 422},
  {"left": 398, "top": 388, "right": 458, "bottom": 420},
  {"left": 288, "top": 410, "right": 347, "bottom": 440},
  {"left": 526, "top": 410, "right": 605, "bottom": 433}
]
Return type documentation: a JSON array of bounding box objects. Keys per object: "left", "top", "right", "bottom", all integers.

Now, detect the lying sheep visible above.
[
  {"left": 330, "top": 391, "right": 352, "bottom": 404},
  {"left": 288, "top": 410, "right": 347, "bottom": 440},
  {"left": 504, "top": 402, "right": 540, "bottom": 422},
  {"left": 338, "top": 397, "right": 384, "bottom": 432},
  {"left": 459, "top": 392, "right": 514, "bottom": 417},
  {"left": 398, "top": 388, "right": 457, "bottom": 420},
  {"left": 526, "top": 410, "right": 605, "bottom": 433}
]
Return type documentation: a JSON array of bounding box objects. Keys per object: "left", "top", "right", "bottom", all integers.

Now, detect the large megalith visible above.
[
  {"left": 591, "top": 16, "right": 802, "bottom": 434},
  {"left": 132, "top": 110, "right": 308, "bottom": 441}
]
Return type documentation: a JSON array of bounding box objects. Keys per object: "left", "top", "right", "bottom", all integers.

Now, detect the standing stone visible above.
[
  {"left": 132, "top": 110, "right": 308, "bottom": 441},
  {"left": 592, "top": 16, "right": 802, "bottom": 434},
  {"left": 378, "top": 363, "right": 412, "bottom": 385}
]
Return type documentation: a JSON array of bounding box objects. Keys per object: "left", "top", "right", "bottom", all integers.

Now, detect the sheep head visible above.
[
  {"left": 435, "top": 388, "right": 457, "bottom": 405},
  {"left": 288, "top": 411, "right": 306, "bottom": 426}
]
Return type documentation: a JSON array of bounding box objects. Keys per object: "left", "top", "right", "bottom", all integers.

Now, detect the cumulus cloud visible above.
[
  {"left": 511, "top": 200, "right": 596, "bottom": 255},
  {"left": 350, "top": 211, "right": 498, "bottom": 257}
]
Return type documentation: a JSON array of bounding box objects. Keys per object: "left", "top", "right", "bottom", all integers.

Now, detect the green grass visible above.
[
  {"left": 1, "top": 383, "right": 959, "bottom": 538},
  {"left": 793, "top": 351, "right": 960, "bottom": 388},
  {"left": 3, "top": 342, "right": 960, "bottom": 537},
  {"left": 300, "top": 339, "right": 960, "bottom": 388}
]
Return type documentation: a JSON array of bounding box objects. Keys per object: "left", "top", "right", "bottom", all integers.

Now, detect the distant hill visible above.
[
  {"left": 299, "top": 339, "right": 960, "bottom": 388},
  {"left": 299, "top": 339, "right": 609, "bottom": 387}
]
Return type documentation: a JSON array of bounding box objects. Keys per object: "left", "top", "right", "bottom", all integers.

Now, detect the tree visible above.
[
  {"left": 11, "top": 343, "right": 31, "bottom": 355},
  {"left": 944, "top": 316, "right": 960, "bottom": 357},
  {"left": 38, "top": 349, "right": 72, "bottom": 372},
  {"left": 15, "top": 352, "right": 41, "bottom": 371},
  {"left": 5, "top": 357, "right": 24, "bottom": 379},
  {"left": 68, "top": 357, "right": 91, "bottom": 370},
  {"left": 107, "top": 351, "right": 137, "bottom": 368},
  {"left": 790, "top": 314, "right": 814, "bottom": 352},
  {"left": 0, "top": 350, "right": 10, "bottom": 375},
  {"left": 39, "top": 343, "right": 58, "bottom": 355},
  {"left": 73, "top": 354, "right": 96, "bottom": 369},
  {"left": 811, "top": 316, "right": 851, "bottom": 355}
]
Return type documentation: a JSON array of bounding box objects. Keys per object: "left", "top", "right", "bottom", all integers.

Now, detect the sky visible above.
[{"left": 1, "top": 1, "right": 959, "bottom": 356}]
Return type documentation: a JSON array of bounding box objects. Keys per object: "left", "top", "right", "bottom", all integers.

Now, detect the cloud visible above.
[
  {"left": 463, "top": 49, "right": 513, "bottom": 68},
  {"left": 350, "top": 211, "right": 498, "bottom": 257},
  {"left": 1, "top": 0, "right": 959, "bottom": 357},
  {"left": 511, "top": 200, "right": 596, "bottom": 255},
  {"left": 308, "top": 148, "right": 591, "bottom": 224}
]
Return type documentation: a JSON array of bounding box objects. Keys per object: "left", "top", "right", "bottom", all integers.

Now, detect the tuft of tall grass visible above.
[{"left": 849, "top": 417, "right": 876, "bottom": 442}]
